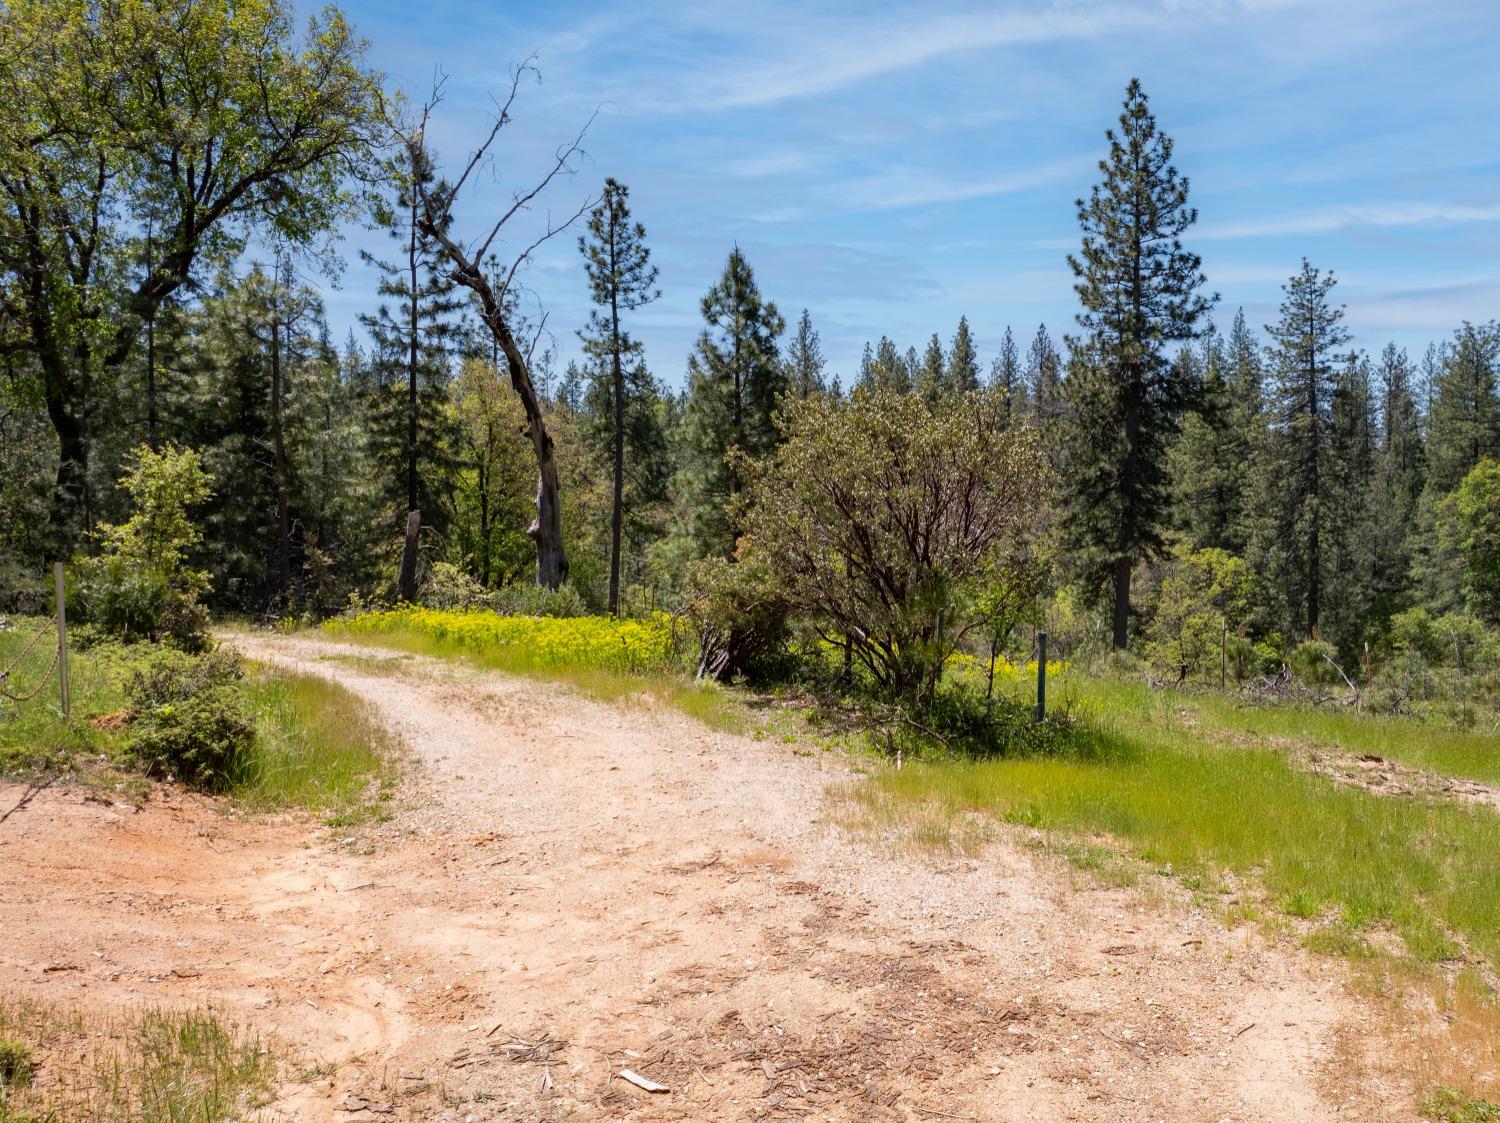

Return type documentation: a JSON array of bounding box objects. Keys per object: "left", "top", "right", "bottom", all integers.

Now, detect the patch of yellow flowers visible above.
[{"left": 334, "top": 606, "right": 678, "bottom": 674}]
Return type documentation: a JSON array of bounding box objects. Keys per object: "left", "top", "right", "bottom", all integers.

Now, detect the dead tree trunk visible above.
[
  {"left": 398, "top": 509, "right": 421, "bottom": 601},
  {"left": 400, "top": 83, "right": 594, "bottom": 590}
]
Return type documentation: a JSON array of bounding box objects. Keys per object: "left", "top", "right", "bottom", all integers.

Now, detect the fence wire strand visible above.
[{"left": 0, "top": 619, "right": 60, "bottom": 703}]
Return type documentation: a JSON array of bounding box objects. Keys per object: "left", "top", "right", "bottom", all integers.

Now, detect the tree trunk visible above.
[
  {"left": 608, "top": 281, "right": 625, "bottom": 615},
  {"left": 407, "top": 190, "right": 420, "bottom": 514},
  {"left": 1112, "top": 556, "right": 1131, "bottom": 651},
  {"left": 398, "top": 508, "right": 420, "bottom": 601},
  {"left": 269, "top": 300, "right": 291, "bottom": 603}
]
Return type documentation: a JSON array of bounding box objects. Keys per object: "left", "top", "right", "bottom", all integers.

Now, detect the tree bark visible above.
[
  {"left": 398, "top": 508, "right": 421, "bottom": 601},
  {"left": 608, "top": 221, "right": 625, "bottom": 615}
]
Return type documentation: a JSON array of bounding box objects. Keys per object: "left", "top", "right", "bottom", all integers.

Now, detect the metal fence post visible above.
[
  {"left": 1034, "top": 630, "right": 1047, "bottom": 723},
  {"left": 54, "top": 562, "right": 69, "bottom": 719}
]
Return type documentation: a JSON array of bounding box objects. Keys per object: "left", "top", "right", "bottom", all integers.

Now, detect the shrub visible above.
[
  {"left": 71, "top": 445, "right": 212, "bottom": 650},
  {"left": 682, "top": 556, "right": 789, "bottom": 682},
  {"left": 490, "top": 581, "right": 587, "bottom": 619},
  {"left": 1288, "top": 639, "right": 1341, "bottom": 686},
  {"left": 124, "top": 650, "right": 253, "bottom": 789},
  {"left": 418, "top": 561, "right": 493, "bottom": 611}
]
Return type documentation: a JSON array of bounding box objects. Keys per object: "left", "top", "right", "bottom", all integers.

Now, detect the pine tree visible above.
[
  {"left": 1427, "top": 321, "right": 1500, "bottom": 495},
  {"left": 359, "top": 149, "right": 465, "bottom": 539},
  {"left": 945, "top": 316, "right": 981, "bottom": 395},
  {"left": 1370, "top": 343, "right": 1424, "bottom": 617},
  {"left": 1061, "top": 79, "right": 1216, "bottom": 648},
  {"left": 1025, "top": 324, "right": 1063, "bottom": 425},
  {"left": 784, "top": 309, "right": 827, "bottom": 399},
  {"left": 871, "top": 336, "right": 908, "bottom": 394},
  {"left": 916, "top": 334, "right": 945, "bottom": 401},
  {"left": 991, "top": 326, "right": 1023, "bottom": 423},
  {"left": 1255, "top": 260, "right": 1351, "bottom": 639},
  {"left": 1324, "top": 352, "right": 1378, "bottom": 654},
  {"left": 676, "top": 247, "right": 785, "bottom": 558},
  {"left": 578, "top": 178, "right": 661, "bottom": 614},
  {"left": 1169, "top": 332, "right": 1247, "bottom": 551}
]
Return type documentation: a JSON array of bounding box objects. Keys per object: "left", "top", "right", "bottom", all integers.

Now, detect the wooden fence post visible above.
[
  {"left": 1034, "top": 630, "right": 1047, "bottom": 723},
  {"left": 54, "top": 562, "right": 69, "bottom": 719}
]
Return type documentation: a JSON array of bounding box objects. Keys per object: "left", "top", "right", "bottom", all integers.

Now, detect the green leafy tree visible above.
[
  {"left": 675, "top": 248, "right": 785, "bottom": 558},
  {"left": 1427, "top": 322, "right": 1500, "bottom": 495},
  {"left": 1061, "top": 78, "right": 1216, "bottom": 648},
  {"left": 359, "top": 148, "right": 466, "bottom": 538},
  {"left": 990, "top": 326, "right": 1024, "bottom": 423},
  {"left": 578, "top": 178, "right": 662, "bottom": 614},
  {"left": 916, "top": 334, "right": 946, "bottom": 402},
  {"left": 0, "top": 0, "right": 381, "bottom": 548},
  {"left": 737, "top": 386, "right": 1048, "bottom": 706},
  {"left": 1437, "top": 458, "right": 1500, "bottom": 622}
]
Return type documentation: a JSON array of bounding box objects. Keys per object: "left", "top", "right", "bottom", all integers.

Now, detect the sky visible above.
[{"left": 303, "top": 0, "right": 1500, "bottom": 389}]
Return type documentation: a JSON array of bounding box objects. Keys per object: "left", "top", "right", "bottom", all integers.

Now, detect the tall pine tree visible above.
[
  {"left": 359, "top": 149, "right": 464, "bottom": 539},
  {"left": 1255, "top": 260, "right": 1351, "bottom": 639},
  {"left": 676, "top": 248, "right": 785, "bottom": 558},
  {"left": 1061, "top": 79, "right": 1216, "bottom": 647},
  {"left": 783, "top": 309, "right": 827, "bottom": 399},
  {"left": 578, "top": 178, "right": 661, "bottom": 614}
]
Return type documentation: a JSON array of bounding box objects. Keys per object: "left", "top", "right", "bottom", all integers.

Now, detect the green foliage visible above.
[
  {"left": 1423, "top": 1088, "right": 1500, "bottom": 1123},
  {"left": 682, "top": 554, "right": 789, "bottom": 682},
  {"left": 674, "top": 247, "right": 786, "bottom": 558},
  {"left": 1061, "top": 79, "right": 1215, "bottom": 645},
  {"left": 736, "top": 386, "right": 1049, "bottom": 706},
  {"left": 1142, "top": 542, "right": 1255, "bottom": 678},
  {"left": 1287, "top": 639, "right": 1341, "bottom": 685},
  {"left": 73, "top": 445, "right": 212, "bottom": 649},
  {"left": 0, "top": 1039, "right": 32, "bottom": 1087},
  {"left": 124, "top": 649, "right": 254, "bottom": 790},
  {"left": 1438, "top": 458, "right": 1500, "bottom": 622}
]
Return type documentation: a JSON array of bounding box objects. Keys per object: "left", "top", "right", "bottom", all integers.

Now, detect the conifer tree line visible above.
[{"left": 1, "top": 0, "right": 1496, "bottom": 670}]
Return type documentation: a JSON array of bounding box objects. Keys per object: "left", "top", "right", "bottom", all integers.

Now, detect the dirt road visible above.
[{"left": 0, "top": 634, "right": 1414, "bottom": 1120}]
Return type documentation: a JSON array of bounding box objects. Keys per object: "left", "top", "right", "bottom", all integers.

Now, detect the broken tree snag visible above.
[
  {"left": 398, "top": 509, "right": 421, "bottom": 601},
  {"left": 397, "top": 66, "right": 595, "bottom": 591}
]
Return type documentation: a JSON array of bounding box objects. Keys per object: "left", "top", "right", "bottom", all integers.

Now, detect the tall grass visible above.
[
  {"left": 0, "top": 620, "right": 131, "bottom": 775},
  {"left": 235, "top": 665, "right": 396, "bottom": 821},
  {"left": 0, "top": 998, "right": 275, "bottom": 1123}
]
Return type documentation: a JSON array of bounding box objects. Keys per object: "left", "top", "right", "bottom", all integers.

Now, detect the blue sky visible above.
[{"left": 308, "top": 0, "right": 1500, "bottom": 388}]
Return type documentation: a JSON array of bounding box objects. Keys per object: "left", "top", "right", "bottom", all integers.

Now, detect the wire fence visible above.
[{"left": 0, "top": 617, "right": 60, "bottom": 704}]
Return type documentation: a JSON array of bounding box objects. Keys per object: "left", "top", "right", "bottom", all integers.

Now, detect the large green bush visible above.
[{"left": 124, "top": 649, "right": 253, "bottom": 789}]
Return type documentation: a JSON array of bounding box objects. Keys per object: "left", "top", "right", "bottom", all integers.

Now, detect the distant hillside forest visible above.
[{"left": 2, "top": 0, "right": 1497, "bottom": 689}]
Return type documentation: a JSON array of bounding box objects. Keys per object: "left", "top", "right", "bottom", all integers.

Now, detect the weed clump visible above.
[{"left": 124, "top": 649, "right": 253, "bottom": 789}]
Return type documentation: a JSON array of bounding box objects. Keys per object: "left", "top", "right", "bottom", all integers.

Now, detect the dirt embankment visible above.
[{"left": 0, "top": 634, "right": 1415, "bottom": 1121}]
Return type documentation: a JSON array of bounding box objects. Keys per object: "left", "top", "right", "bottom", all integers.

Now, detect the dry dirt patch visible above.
[{"left": 0, "top": 633, "right": 1416, "bottom": 1121}]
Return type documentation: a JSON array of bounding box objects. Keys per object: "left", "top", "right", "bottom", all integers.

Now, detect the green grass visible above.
[
  {"left": 1017, "top": 671, "right": 1500, "bottom": 788},
  {"left": 855, "top": 680, "right": 1500, "bottom": 971},
  {"left": 0, "top": 998, "right": 276, "bottom": 1123},
  {"left": 234, "top": 664, "right": 396, "bottom": 822},
  {"left": 0, "top": 620, "right": 135, "bottom": 776},
  {"left": 323, "top": 625, "right": 751, "bottom": 735},
  {"left": 1425, "top": 1088, "right": 1500, "bottom": 1122}
]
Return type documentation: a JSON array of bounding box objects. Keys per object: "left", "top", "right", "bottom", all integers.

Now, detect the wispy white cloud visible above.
[
  {"left": 634, "top": 3, "right": 1159, "bottom": 112},
  {"left": 1197, "top": 202, "right": 1500, "bottom": 240},
  {"left": 838, "top": 154, "right": 1095, "bottom": 210}
]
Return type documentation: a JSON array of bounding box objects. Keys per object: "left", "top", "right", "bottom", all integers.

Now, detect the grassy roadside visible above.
[
  {"left": 0, "top": 998, "right": 276, "bottom": 1123},
  {"left": 1, "top": 618, "right": 396, "bottom": 824},
  {"left": 319, "top": 619, "right": 751, "bottom": 735},
  {"left": 1051, "top": 673, "right": 1500, "bottom": 787},
  {"left": 236, "top": 664, "right": 398, "bottom": 825}
]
